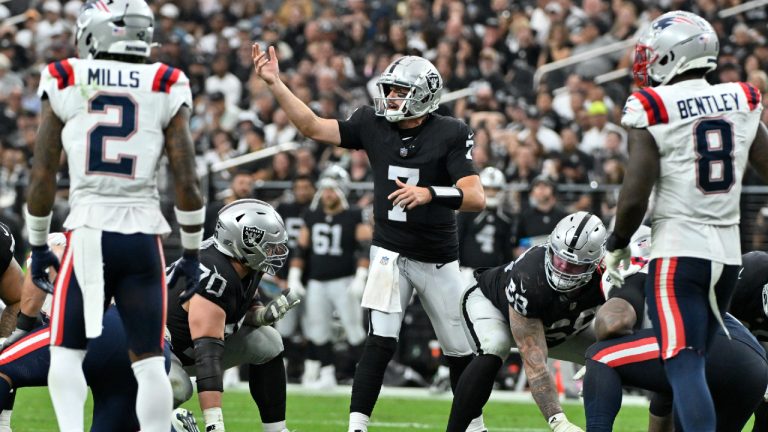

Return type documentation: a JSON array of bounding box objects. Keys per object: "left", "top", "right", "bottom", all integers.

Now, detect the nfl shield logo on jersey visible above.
[
  {"left": 380, "top": 256, "right": 389, "bottom": 265},
  {"left": 242, "top": 226, "right": 265, "bottom": 248},
  {"left": 400, "top": 147, "right": 408, "bottom": 158}
]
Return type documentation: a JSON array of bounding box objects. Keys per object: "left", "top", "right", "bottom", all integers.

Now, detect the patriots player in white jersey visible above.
[
  {"left": 25, "top": 1, "right": 204, "bottom": 431},
  {"left": 604, "top": 11, "right": 768, "bottom": 432}
]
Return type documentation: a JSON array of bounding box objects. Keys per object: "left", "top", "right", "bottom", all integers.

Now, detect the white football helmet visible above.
[
  {"left": 479, "top": 167, "right": 506, "bottom": 209},
  {"left": 633, "top": 11, "right": 718, "bottom": 87},
  {"left": 213, "top": 199, "right": 288, "bottom": 275},
  {"left": 374, "top": 56, "right": 443, "bottom": 122},
  {"left": 545, "top": 212, "right": 607, "bottom": 292},
  {"left": 76, "top": 0, "right": 154, "bottom": 59}
]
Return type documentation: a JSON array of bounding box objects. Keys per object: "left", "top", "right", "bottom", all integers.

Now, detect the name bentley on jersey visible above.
[
  {"left": 676, "top": 92, "right": 740, "bottom": 119},
  {"left": 38, "top": 57, "right": 190, "bottom": 235}
]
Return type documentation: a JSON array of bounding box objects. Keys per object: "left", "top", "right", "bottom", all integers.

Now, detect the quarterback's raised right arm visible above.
[{"left": 252, "top": 45, "right": 341, "bottom": 145}]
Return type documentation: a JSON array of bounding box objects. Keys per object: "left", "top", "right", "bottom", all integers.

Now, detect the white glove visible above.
[
  {"left": 252, "top": 293, "right": 301, "bottom": 326},
  {"left": 548, "top": 413, "right": 584, "bottom": 432},
  {"left": 171, "top": 408, "right": 200, "bottom": 432},
  {"left": 349, "top": 267, "right": 368, "bottom": 299},
  {"left": 287, "top": 267, "right": 305, "bottom": 298},
  {"left": 203, "top": 407, "right": 225, "bottom": 432},
  {"left": 604, "top": 247, "right": 631, "bottom": 287}
]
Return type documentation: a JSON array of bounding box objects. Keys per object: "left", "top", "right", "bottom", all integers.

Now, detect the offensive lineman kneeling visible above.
[{"left": 166, "top": 199, "right": 299, "bottom": 432}]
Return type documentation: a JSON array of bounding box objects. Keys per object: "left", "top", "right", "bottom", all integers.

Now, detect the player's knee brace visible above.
[{"left": 193, "top": 337, "right": 225, "bottom": 392}]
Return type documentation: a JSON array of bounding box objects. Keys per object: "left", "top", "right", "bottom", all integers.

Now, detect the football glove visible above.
[
  {"left": 251, "top": 292, "right": 301, "bottom": 327},
  {"left": 287, "top": 267, "right": 305, "bottom": 298},
  {"left": 348, "top": 267, "right": 368, "bottom": 299},
  {"left": 604, "top": 247, "right": 631, "bottom": 287},
  {"left": 548, "top": 413, "right": 584, "bottom": 432},
  {"left": 573, "top": 366, "right": 586, "bottom": 381},
  {"left": 171, "top": 408, "right": 200, "bottom": 432},
  {"left": 0, "top": 328, "right": 28, "bottom": 353},
  {"left": 30, "top": 245, "right": 60, "bottom": 294},
  {"left": 169, "top": 251, "right": 202, "bottom": 304}
]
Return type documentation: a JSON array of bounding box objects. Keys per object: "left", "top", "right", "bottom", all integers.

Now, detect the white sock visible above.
[
  {"left": 48, "top": 346, "right": 87, "bottom": 432},
  {"left": 132, "top": 356, "right": 173, "bottom": 432},
  {"left": 467, "top": 414, "right": 486, "bottom": 431},
  {"left": 349, "top": 412, "right": 369, "bottom": 432},
  {"left": 0, "top": 409, "right": 12, "bottom": 431},
  {"left": 263, "top": 420, "right": 287, "bottom": 432}
]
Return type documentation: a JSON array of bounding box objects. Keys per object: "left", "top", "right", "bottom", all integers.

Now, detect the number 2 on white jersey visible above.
[{"left": 86, "top": 93, "right": 138, "bottom": 178}]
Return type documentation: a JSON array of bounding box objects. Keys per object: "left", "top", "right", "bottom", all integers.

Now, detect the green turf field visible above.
[{"left": 9, "top": 386, "right": 755, "bottom": 431}]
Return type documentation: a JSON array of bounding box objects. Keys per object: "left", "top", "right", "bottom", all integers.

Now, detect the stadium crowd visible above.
[{"left": 1, "top": 0, "right": 768, "bottom": 385}]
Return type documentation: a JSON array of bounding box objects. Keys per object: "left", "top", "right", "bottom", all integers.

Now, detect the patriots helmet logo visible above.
[
  {"left": 242, "top": 226, "right": 265, "bottom": 248},
  {"left": 652, "top": 14, "right": 696, "bottom": 31}
]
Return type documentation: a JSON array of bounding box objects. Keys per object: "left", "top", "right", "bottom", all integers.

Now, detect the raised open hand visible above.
[{"left": 252, "top": 44, "right": 280, "bottom": 85}]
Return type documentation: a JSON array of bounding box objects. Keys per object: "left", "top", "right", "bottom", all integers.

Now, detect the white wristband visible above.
[
  {"left": 174, "top": 206, "right": 205, "bottom": 226},
  {"left": 180, "top": 229, "right": 203, "bottom": 250},
  {"left": 24, "top": 206, "right": 52, "bottom": 247}
]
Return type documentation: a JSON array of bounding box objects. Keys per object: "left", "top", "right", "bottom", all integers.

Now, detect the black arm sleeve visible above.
[{"left": 193, "top": 337, "right": 225, "bottom": 392}]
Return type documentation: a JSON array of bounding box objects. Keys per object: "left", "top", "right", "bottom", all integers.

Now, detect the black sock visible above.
[
  {"left": 349, "top": 335, "right": 397, "bottom": 416},
  {"left": 249, "top": 353, "right": 287, "bottom": 424},
  {"left": 446, "top": 354, "right": 501, "bottom": 432},
  {"left": 316, "top": 342, "right": 334, "bottom": 367},
  {"left": 306, "top": 342, "right": 318, "bottom": 361},
  {"left": 583, "top": 359, "right": 623, "bottom": 432},
  {"left": 446, "top": 354, "right": 474, "bottom": 393}
]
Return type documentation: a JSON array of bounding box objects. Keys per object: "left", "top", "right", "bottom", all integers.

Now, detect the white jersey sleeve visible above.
[
  {"left": 152, "top": 63, "right": 192, "bottom": 127},
  {"left": 632, "top": 80, "right": 763, "bottom": 265},
  {"left": 37, "top": 59, "right": 78, "bottom": 121},
  {"left": 620, "top": 93, "right": 650, "bottom": 129}
]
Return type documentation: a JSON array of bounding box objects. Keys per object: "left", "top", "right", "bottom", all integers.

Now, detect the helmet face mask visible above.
[
  {"left": 310, "top": 165, "right": 350, "bottom": 211},
  {"left": 545, "top": 212, "right": 607, "bottom": 292},
  {"left": 374, "top": 56, "right": 443, "bottom": 123},
  {"left": 213, "top": 199, "right": 289, "bottom": 275},
  {"left": 479, "top": 167, "right": 506, "bottom": 209}
]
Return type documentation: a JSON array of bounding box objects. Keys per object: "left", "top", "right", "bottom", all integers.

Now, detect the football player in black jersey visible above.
[
  {"left": 166, "top": 199, "right": 298, "bottom": 432},
  {"left": 274, "top": 175, "right": 315, "bottom": 377},
  {"left": 458, "top": 167, "right": 514, "bottom": 270},
  {"left": 448, "top": 212, "right": 609, "bottom": 432},
  {"left": 253, "top": 47, "right": 486, "bottom": 432},
  {"left": 0, "top": 222, "right": 22, "bottom": 341},
  {"left": 289, "top": 167, "right": 370, "bottom": 389}
]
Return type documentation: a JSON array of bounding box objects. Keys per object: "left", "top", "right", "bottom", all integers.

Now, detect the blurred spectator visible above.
[
  {"left": 205, "top": 54, "right": 243, "bottom": 107},
  {"left": 204, "top": 171, "right": 255, "bottom": 237},
  {"left": 517, "top": 106, "right": 562, "bottom": 154},
  {"left": 264, "top": 108, "right": 299, "bottom": 147},
  {"left": 558, "top": 128, "right": 592, "bottom": 184},
  {"left": 514, "top": 175, "right": 567, "bottom": 257},
  {"left": 580, "top": 100, "right": 626, "bottom": 155}
]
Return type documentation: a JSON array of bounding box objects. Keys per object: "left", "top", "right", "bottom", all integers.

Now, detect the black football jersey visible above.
[
  {"left": 477, "top": 245, "right": 605, "bottom": 347},
  {"left": 338, "top": 105, "right": 477, "bottom": 263},
  {"left": 275, "top": 201, "right": 309, "bottom": 281},
  {"left": 0, "top": 222, "right": 14, "bottom": 275},
  {"left": 458, "top": 209, "right": 514, "bottom": 268},
  {"left": 730, "top": 251, "right": 768, "bottom": 342},
  {"left": 304, "top": 207, "right": 363, "bottom": 280},
  {"left": 166, "top": 243, "right": 263, "bottom": 365}
]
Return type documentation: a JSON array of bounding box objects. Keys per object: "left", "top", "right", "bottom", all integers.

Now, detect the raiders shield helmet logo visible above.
[
  {"left": 426, "top": 72, "right": 441, "bottom": 94},
  {"left": 242, "top": 226, "right": 265, "bottom": 248}
]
